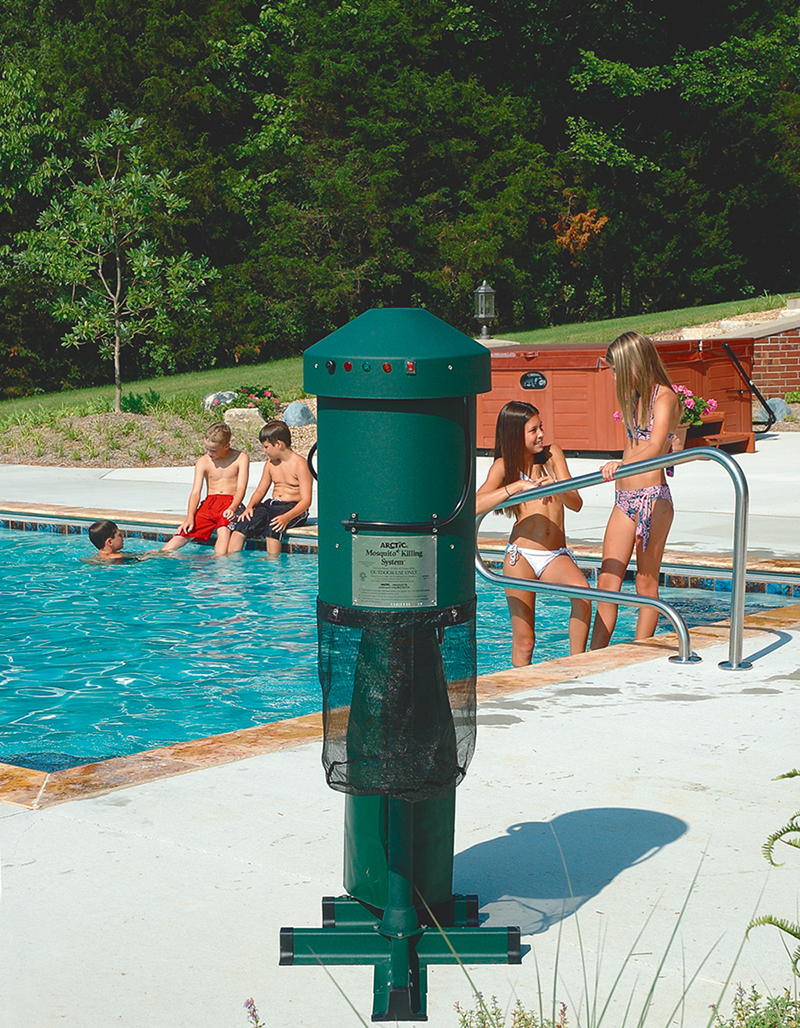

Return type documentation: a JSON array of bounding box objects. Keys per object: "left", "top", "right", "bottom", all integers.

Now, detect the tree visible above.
[
  {"left": 215, "top": 0, "right": 558, "bottom": 336},
  {"left": 0, "top": 64, "right": 64, "bottom": 215},
  {"left": 16, "top": 109, "right": 216, "bottom": 410}
]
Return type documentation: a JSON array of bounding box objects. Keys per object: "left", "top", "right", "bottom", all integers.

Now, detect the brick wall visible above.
[{"left": 752, "top": 333, "right": 800, "bottom": 395}]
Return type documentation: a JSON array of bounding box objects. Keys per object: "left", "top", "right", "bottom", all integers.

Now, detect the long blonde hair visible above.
[{"left": 606, "top": 331, "right": 673, "bottom": 431}]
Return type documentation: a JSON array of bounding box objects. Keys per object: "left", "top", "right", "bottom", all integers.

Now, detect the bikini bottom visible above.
[
  {"left": 614, "top": 483, "right": 673, "bottom": 551},
  {"left": 506, "top": 543, "right": 576, "bottom": 578}
]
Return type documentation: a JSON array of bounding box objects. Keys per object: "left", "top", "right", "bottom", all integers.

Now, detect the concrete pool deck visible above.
[{"left": 1, "top": 433, "right": 800, "bottom": 1026}]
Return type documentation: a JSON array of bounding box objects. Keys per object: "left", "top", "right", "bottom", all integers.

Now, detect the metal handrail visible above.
[{"left": 475, "top": 446, "right": 751, "bottom": 670}]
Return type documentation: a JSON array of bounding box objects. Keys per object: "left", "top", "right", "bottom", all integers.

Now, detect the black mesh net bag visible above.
[{"left": 317, "top": 598, "right": 477, "bottom": 802}]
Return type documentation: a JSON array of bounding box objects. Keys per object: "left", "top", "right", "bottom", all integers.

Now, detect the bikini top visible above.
[
  {"left": 627, "top": 386, "right": 675, "bottom": 443},
  {"left": 627, "top": 385, "right": 676, "bottom": 476},
  {"left": 519, "top": 462, "right": 553, "bottom": 487}
]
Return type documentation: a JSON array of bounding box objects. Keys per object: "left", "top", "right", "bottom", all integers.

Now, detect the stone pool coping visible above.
[
  {"left": 3, "top": 499, "right": 800, "bottom": 809},
  {"left": 3, "top": 603, "right": 799, "bottom": 810}
]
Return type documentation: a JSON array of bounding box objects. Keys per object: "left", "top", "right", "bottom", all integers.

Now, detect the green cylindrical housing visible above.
[{"left": 304, "top": 308, "right": 490, "bottom": 611}]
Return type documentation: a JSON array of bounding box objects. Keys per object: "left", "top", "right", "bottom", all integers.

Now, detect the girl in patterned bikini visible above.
[
  {"left": 590, "top": 331, "right": 682, "bottom": 649},
  {"left": 477, "top": 400, "right": 592, "bottom": 666}
]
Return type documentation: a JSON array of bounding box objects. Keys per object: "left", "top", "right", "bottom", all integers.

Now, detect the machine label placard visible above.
[{"left": 351, "top": 534, "right": 437, "bottom": 608}]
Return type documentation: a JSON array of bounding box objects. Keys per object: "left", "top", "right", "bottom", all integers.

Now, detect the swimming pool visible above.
[{"left": 0, "top": 528, "right": 792, "bottom": 772}]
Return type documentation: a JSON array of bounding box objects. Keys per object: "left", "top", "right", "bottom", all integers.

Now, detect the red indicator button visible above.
[
  {"left": 405, "top": 360, "right": 416, "bottom": 375},
  {"left": 382, "top": 362, "right": 392, "bottom": 373},
  {"left": 344, "top": 361, "right": 352, "bottom": 372}
]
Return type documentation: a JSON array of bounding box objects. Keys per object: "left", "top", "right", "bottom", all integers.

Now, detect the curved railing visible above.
[{"left": 475, "top": 446, "right": 751, "bottom": 670}]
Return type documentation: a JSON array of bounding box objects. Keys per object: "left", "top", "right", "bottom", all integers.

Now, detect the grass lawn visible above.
[
  {"left": 0, "top": 355, "right": 306, "bottom": 418},
  {"left": 500, "top": 293, "right": 788, "bottom": 346}
]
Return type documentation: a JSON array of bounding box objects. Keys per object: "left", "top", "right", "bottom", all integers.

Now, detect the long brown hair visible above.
[
  {"left": 493, "top": 401, "right": 550, "bottom": 518},
  {"left": 606, "top": 331, "right": 673, "bottom": 431}
]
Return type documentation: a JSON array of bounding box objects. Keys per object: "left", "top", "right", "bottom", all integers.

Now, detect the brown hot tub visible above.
[{"left": 475, "top": 338, "right": 755, "bottom": 455}]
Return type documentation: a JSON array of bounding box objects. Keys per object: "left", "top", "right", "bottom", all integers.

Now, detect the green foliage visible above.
[
  {"left": 120, "top": 389, "right": 163, "bottom": 414},
  {"left": 2, "top": 0, "right": 800, "bottom": 388},
  {"left": 0, "top": 64, "right": 64, "bottom": 211},
  {"left": 565, "top": 117, "right": 660, "bottom": 173},
  {"left": 455, "top": 994, "right": 568, "bottom": 1028},
  {"left": 673, "top": 384, "right": 720, "bottom": 426},
  {"left": 218, "top": 385, "right": 280, "bottom": 421},
  {"left": 713, "top": 984, "right": 800, "bottom": 1028},
  {"left": 785, "top": 392, "right": 800, "bottom": 403},
  {"left": 14, "top": 109, "right": 216, "bottom": 410},
  {"left": 0, "top": 354, "right": 304, "bottom": 418},
  {"left": 747, "top": 769, "right": 800, "bottom": 977},
  {"left": 216, "top": 0, "right": 557, "bottom": 335}
]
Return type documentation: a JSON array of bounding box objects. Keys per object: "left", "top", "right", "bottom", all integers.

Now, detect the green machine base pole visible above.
[
  {"left": 280, "top": 795, "right": 521, "bottom": 1021},
  {"left": 280, "top": 897, "right": 521, "bottom": 1022}
]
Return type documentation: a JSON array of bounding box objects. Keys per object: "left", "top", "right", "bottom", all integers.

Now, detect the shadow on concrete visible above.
[
  {"left": 744, "top": 630, "right": 793, "bottom": 664},
  {"left": 453, "top": 807, "right": 687, "bottom": 935}
]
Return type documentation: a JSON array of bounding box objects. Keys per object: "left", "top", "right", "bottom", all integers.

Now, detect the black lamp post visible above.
[{"left": 473, "top": 280, "right": 496, "bottom": 339}]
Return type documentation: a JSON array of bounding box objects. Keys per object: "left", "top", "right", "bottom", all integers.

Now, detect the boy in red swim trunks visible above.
[{"left": 162, "top": 422, "right": 250, "bottom": 556}]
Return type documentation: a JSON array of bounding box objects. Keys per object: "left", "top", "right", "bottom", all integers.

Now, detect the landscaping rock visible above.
[
  {"left": 754, "top": 396, "right": 793, "bottom": 423},
  {"left": 282, "top": 400, "right": 317, "bottom": 427},
  {"left": 203, "top": 390, "right": 237, "bottom": 412},
  {"left": 223, "top": 408, "right": 265, "bottom": 436}
]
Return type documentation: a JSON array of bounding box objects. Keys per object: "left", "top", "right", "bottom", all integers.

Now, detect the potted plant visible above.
[
  {"left": 672, "top": 384, "right": 722, "bottom": 440},
  {"left": 613, "top": 385, "right": 721, "bottom": 451}
]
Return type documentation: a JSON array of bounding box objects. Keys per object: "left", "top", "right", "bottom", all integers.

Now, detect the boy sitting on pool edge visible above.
[
  {"left": 162, "top": 421, "right": 249, "bottom": 556},
  {"left": 226, "top": 420, "right": 312, "bottom": 556}
]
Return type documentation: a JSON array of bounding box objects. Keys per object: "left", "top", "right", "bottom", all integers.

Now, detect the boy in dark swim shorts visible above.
[
  {"left": 227, "top": 420, "right": 313, "bottom": 556},
  {"left": 162, "top": 422, "right": 250, "bottom": 556}
]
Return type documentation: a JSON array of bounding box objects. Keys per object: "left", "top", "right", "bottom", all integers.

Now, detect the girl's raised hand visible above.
[{"left": 519, "top": 473, "right": 556, "bottom": 503}]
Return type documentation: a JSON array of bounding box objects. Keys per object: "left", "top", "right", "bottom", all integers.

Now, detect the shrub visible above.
[
  {"left": 121, "top": 390, "right": 163, "bottom": 414},
  {"left": 219, "top": 385, "right": 280, "bottom": 422},
  {"left": 455, "top": 994, "right": 568, "bottom": 1028},
  {"left": 713, "top": 984, "right": 800, "bottom": 1028},
  {"left": 785, "top": 391, "right": 800, "bottom": 403}
]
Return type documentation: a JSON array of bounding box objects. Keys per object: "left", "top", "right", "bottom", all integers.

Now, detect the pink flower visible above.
[
  {"left": 706, "top": 398, "right": 718, "bottom": 412},
  {"left": 248, "top": 402, "right": 254, "bottom": 407},
  {"left": 685, "top": 396, "right": 695, "bottom": 409},
  {"left": 213, "top": 399, "right": 219, "bottom": 405},
  {"left": 613, "top": 410, "right": 622, "bottom": 422}
]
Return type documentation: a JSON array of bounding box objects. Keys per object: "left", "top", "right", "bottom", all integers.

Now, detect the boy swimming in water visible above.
[
  {"left": 87, "top": 519, "right": 128, "bottom": 562},
  {"left": 162, "top": 421, "right": 250, "bottom": 556},
  {"left": 226, "top": 420, "right": 312, "bottom": 556}
]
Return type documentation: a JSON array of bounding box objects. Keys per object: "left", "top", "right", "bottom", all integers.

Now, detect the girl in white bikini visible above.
[
  {"left": 590, "top": 331, "right": 682, "bottom": 649},
  {"left": 477, "top": 400, "right": 592, "bottom": 666}
]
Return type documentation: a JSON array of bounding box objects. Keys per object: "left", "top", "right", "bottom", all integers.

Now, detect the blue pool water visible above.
[{"left": 0, "top": 528, "right": 792, "bottom": 771}]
